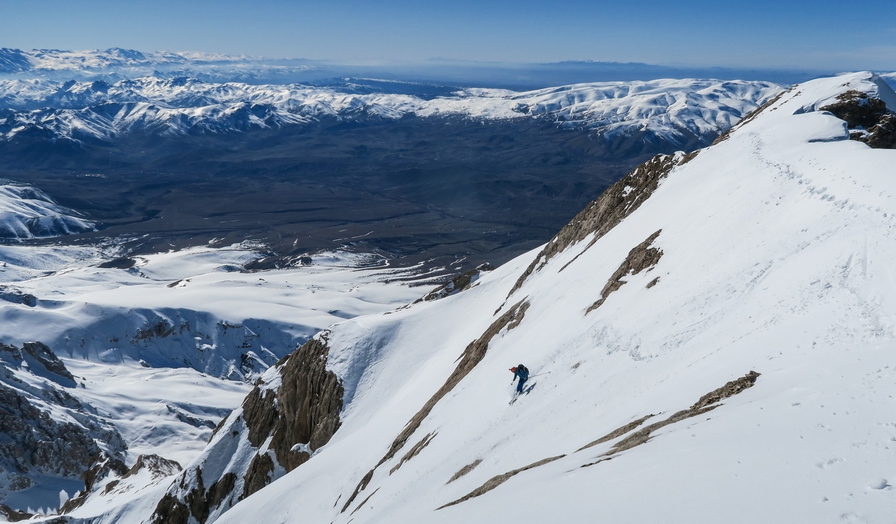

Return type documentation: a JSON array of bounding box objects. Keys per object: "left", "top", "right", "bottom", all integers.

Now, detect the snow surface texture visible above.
[
  {"left": 0, "top": 182, "right": 94, "bottom": 240},
  {"left": 89, "top": 71, "right": 896, "bottom": 524},
  {"left": 0, "top": 243, "right": 422, "bottom": 514},
  {"left": 0, "top": 76, "right": 781, "bottom": 147}
]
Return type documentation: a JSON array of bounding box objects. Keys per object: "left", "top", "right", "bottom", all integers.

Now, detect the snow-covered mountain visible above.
[
  {"left": 0, "top": 243, "right": 424, "bottom": 516},
  {"left": 0, "top": 76, "right": 781, "bottom": 147},
  {"left": 28, "top": 71, "right": 891, "bottom": 523},
  {"left": 0, "top": 48, "right": 258, "bottom": 75},
  {"left": 0, "top": 182, "right": 94, "bottom": 240}
]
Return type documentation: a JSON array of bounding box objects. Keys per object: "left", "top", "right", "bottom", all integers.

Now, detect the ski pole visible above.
[{"left": 528, "top": 371, "right": 551, "bottom": 378}]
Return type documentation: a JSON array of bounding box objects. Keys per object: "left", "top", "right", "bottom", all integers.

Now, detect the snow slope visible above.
[
  {"left": 67, "top": 71, "right": 896, "bottom": 524},
  {"left": 0, "top": 76, "right": 782, "bottom": 146},
  {"left": 0, "top": 243, "right": 423, "bottom": 514},
  {"left": 0, "top": 182, "right": 94, "bottom": 240}
]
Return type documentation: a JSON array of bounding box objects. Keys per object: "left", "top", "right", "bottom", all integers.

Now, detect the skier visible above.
[{"left": 509, "top": 364, "right": 529, "bottom": 394}]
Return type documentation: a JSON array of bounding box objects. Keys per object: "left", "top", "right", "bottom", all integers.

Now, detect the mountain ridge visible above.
[{"left": 0, "top": 76, "right": 782, "bottom": 147}]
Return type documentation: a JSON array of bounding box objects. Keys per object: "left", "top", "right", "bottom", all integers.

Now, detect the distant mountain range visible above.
[
  {"left": 0, "top": 76, "right": 782, "bottom": 148},
  {"left": 0, "top": 47, "right": 840, "bottom": 87}
]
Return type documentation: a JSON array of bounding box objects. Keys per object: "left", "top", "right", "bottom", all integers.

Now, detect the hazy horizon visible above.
[{"left": 4, "top": 0, "right": 895, "bottom": 72}]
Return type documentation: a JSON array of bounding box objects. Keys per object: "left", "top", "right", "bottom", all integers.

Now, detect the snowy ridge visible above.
[
  {"left": 0, "top": 76, "right": 782, "bottom": 144},
  {"left": 0, "top": 182, "right": 94, "bottom": 240},
  {"left": 55, "top": 71, "right": 896, "bottom": 524}
]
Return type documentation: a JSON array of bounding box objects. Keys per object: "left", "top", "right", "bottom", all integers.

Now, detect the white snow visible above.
[
  {"left": 0, "top": 76, "right": 782, "bottom": 144},
  {"left": 0, "top": 182, "right": 94, "bottom": 240},
  {"left": 187, "top": 72, "right": 896, "bottom": 524},
  {"left": 0, "top": 242, "right": 424, "bottom": 514},
  {"left": 11, "top": 71, "right": 896, "bottom": 523}
]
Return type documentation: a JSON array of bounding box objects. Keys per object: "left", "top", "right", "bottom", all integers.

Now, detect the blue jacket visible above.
[{"left": 514, "top": 365, "right": 529, "bottom": 382}]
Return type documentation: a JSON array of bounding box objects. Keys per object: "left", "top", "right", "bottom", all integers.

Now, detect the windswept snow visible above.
[{"left": 0, "top": 76, "right": 782, "bottom": 144}]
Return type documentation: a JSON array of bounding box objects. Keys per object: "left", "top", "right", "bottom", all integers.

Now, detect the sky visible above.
[{"left": 2, "top": 0, "right": 895, "bottom": 71}]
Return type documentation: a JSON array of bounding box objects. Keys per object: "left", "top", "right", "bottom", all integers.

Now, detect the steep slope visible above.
[
  {"left": 55, "top": 71, "right": 896, "bottom": 523},
  {"left": 0, "top": 76, "right": 781, "bottom": 148}
]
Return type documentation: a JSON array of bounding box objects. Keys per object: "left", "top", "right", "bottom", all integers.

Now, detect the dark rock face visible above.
[
  {"left": 0, "top": 341, "right": 76, "bottom": 387},
  {"left": 0, "top": 385, "right": 125, "bottom": 510},
  {"left": 149, "top": 335, "right": 345, "bottom": 524},
  {"left": 246, "top": 336, "right": 344, "bottom": 472},
  {"left": 821, "top": 90, "right": 896, "bottom": 149},
  {"left": 0, "top": 341, "right": 127, "bottom": 512}
]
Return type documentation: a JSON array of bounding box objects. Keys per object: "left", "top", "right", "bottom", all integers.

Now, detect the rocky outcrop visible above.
[
  {"left": 0, "top": 341, "right": 127, "bottom": 512},
  {"left": 821, "top": 90, "right": 896, "bottom": 149},
  {"left": 419, "top": 263, "right": 495, "bottom": 302},
  {"left": 586, "top": 230, "right": 663, "bottom": 313},
  {"left": 0, "top": 286, "right": 37, "bottom": 307},
  {"left": 148, "top": 334, "right": 344, "bottom": 524},
  {"left": 439, "top": 371, "right": 761, "bottom": 510},
  {"left": 508, "top": 153, "right": 693, "bottom": 297}
]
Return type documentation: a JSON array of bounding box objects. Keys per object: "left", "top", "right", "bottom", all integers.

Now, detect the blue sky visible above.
[{"left": 3, "top": 0, "right": 895, "bottom": 70}]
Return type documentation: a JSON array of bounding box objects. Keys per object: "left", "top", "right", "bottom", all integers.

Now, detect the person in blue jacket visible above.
[{"left": 510, "top": 364, "right": 529, "bottom": 393}]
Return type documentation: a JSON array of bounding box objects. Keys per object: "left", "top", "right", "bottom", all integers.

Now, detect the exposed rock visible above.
[
  {"left": 0, "top": 286, "right": 37, "bottom": 307},
  {"left": 576, "top": 414, "right": 655, "bottom": 452},
  {"left": 241, "top": 453, "right": 275, "bottom": 499},
  {"left": 149, "top": 335, "right": 344, "bottom": 523},
  {"left": 0, "top": 504, "right": 32, "bottom": 522},
  {"left": 390, "top": 432, "right": 437, "bottom": 475},
  {"left": 123, "top": 454, "right": 182, "bottom": 480},
  {"left": 262, "top": 336, "right": 344, "bottom": 471},
  {"left": 864, "top": 113, "right": 896, "bottom": 149},
  {"left": 508, "top": 153, "right": 691, "bottom": 297},
  {"left": 586, "top": 230, "right": 663, "bottom": 313},
  {"left": 0, "top": 341, "right": 76, "bottom": 387},
  {"left": 447, "top": 459, "right": 483, "bottom": 484},
  {"left": 437, "top": 455, "right": 566, "bottom": 509},
  {"left": 97, "top": 257, "right": 137, "bottom": 269},
  {"left": 0, "top": 385, "right": 106, "bottom": 489},
  {"left": 0, "top": 340, "right": 127, "bottom": 513},
  {"left": 581, "top": 371, "right": 761, "bottom": 463},
  {"left": 821, "top": 90, "right": 896, "bottom": 149},
  {"left": 418, "top": 263, "right": 495, "bottom": 303},
  {"left": 60, "top": 454, "right": 129, "bottom": 513},
  {"left": 132, "top": 319, "right": 178, "bottom": 341}
]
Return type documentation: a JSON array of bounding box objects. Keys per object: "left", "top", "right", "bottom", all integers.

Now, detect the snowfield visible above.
[
  {"left": 0, "top": 76, "right": 782, "bottom": 146},
  {"left": 5, "top": 71, "right": 896, "bottom": 523},
  {"left": 183, "top": 72, "right": 896, "bottom": 523},
  {"left": 0, "top": 243, "right": 423, "bottom": 514}
]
